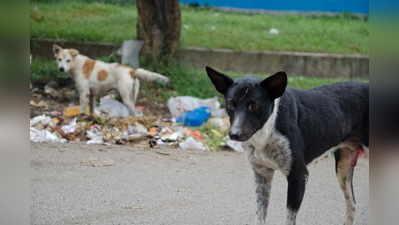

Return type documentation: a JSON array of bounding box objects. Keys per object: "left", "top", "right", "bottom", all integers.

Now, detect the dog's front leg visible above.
[
  {"left": 253, "top": 167, "right": 275, "bottom": 225},
  {"left": 286, "top": 167, "right": 308, "bottom": 225},
  {"left": 79, "top": 90, "right": 90, "bottom": 115}
]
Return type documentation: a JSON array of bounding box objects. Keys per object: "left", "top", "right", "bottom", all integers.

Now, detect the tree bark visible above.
[{"left": 136, "top": 0, "right": 181, "bottom": 63}]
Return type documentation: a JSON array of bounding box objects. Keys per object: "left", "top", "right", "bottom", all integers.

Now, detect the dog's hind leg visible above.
[
  {"left": 118, "top": 80, "right": 136, "bottom": 114},
  {"left": 89, "top": 88, "right": 96, "bottom": 115},
  {"left": 126, "top": 78, "right": 140, "bottom": 116},
  {"left": 253, "top": 166, "right": 274, "bottom": 225},
  {"left": 132, "top": 78, "right": 140, "bottom": 108},
  {"left": 79, "top": 90, "right": 90, "bottom": 115},
  {"left": 334, "top": 145, "right": 358, "bottom": 225}
]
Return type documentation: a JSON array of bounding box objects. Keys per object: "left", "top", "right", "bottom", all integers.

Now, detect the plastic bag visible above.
[
  {"left": 95, "top": 96, "right": 132, "bottom": 118},
  {"left": 30, "top": 115, "right": 52, "bottom": 127},
  {"left": 167, "top": 96, "right": 221, "bottom": 118},
  {"left": 179, "top": 137, "right": 208, "bottom": 151},
  {"left": 30, "top": 127, "right": 67, "bottom": 143},
  {"left": 127, "top": 122, "right": 148, "bottom": 135},
  {"left": 86, "top": 125, "right": 104, "bottom": 145},
  {"left": 125, "top": 122, "right": 148, "bottom": 141},
  {"left": 176, "top": 106, "right": 211, "bottom": 126},
  {"left": 207, "top": 117, "right": 230, "bottom": 132},
  {"left": 61, "top": 118, "right": 77, "bottom": 134}
]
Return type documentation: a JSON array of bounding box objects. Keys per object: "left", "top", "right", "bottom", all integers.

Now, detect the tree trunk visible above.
[{"left": 136, "top": 0, "right": 181, "bottom": 63}]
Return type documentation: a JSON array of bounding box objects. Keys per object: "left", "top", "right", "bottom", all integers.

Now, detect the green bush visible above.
[{"left": 31, "top": 57, "right": 67, "bottom": 81}]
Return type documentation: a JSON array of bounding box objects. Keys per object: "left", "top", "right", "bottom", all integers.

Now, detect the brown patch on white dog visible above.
[
  {"left": 83, "top": 59, "right": 95, "bottom": 78},
  {"left": 129, "top": 69, "right": 137, "bottom": 78},
  {"left": 97, "top": 70, "right": 108, "bottom": 81}
]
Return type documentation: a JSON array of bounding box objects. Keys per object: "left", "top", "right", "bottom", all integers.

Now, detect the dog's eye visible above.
[
  {"left": 248, "top": 102, "right": 258, "bottom": 112},
  {"left": 58, "top": 58, "right": 62, "bottom": 62},
  {"left": 66, "top": 59, "right": 71, "bottom": 63}
]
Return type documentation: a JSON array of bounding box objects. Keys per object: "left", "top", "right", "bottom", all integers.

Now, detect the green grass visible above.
[
  {"left": 31, "top": 57, "right": 65, "bottom": 81},
  {"left": 32, "top": 57, "right": 364, "bottom": 103},
  {"left": 31, "top": 1, "right": 136, "bottom": 43},
  {"left": 31, "top": 1, "right": 369, "bottom": 54}
]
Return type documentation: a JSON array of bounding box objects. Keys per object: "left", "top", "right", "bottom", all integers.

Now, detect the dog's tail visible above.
[{"left": 133, "top": 68, "right": 170, "bottom": 85}]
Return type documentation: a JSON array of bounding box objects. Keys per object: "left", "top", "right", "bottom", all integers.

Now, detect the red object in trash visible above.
[
  {"left": 185, "top": 129, "right": 204, "bottom": 140},
  {"left": 136, "top": 106, "right": 145, "bottom": 111}
]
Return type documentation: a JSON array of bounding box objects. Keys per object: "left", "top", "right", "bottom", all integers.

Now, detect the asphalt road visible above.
[{"left": 32, "top": 143, "right": 369, "bottom": 225}]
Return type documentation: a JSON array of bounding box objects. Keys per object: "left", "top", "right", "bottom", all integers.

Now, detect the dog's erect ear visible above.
[
  {"left": 205, "top": 66, "right": 233, "bottom": 94},
  {"left": 261, "top": 71, "right": 287, "bottom": 99},
  {"left": 53, "top": 44, "right": 62, "bottom": 56},
  {"left": 69, "top": 49, "right": 79, "bottom": 58}
]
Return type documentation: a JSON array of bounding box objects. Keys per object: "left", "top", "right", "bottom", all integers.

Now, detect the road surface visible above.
[{"left": 32, "top": 142, "right": 369, "bottom": 225}]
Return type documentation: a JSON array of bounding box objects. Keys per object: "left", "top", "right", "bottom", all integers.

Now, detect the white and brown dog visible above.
[{"left": 53, "top": 44, "right": 169, "bottom": 115}]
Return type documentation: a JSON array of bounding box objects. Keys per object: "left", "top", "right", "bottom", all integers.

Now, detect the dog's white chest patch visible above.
[
  {"left": 245, "top": 132, "right": 292, "bottom": 175},
  {"left": 243, "top": 98, "right": 292, "bottom": 175}
]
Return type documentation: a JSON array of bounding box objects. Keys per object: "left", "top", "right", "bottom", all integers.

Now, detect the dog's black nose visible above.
[
  {"left": 229, "top": 132, "right": 241, "bottom": 141},
  {"left": 59, "top": 68, "right": 65, "bottom": 72}
]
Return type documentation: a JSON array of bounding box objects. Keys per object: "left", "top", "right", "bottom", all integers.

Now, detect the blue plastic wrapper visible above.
[{"left": 176, "top": 106, "right": 211, "bottom": 126}]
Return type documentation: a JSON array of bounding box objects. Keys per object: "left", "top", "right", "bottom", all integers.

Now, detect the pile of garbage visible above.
[
  {"left": 30, "top": 95, "right": 244, "bottom": 152},
  {"left": 31, "top": 113, "right": 160, "bottom": 145}
]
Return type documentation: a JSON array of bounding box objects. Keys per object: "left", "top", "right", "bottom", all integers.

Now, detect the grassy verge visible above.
[
  {"left": 31, "top": 1, "right": 368, "bottom": 54},
  {"left": 31, "top": 58, "right": 364, "bottom": 103}
]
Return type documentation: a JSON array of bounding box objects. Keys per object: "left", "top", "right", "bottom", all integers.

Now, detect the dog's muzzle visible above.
[
  {"left": 229, "top": 130, "right": 242, "bottom": 141},
  {"left": 59, "top": 67, "right": 65, "bottom": 72},
  {"left": 229, "top": 130, "right": 251, "bottom": 142},
  {"left": 229, "top": 113, "right": 250, "bottom": 141}
]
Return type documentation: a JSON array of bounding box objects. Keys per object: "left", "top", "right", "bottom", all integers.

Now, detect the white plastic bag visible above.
[
  {"left": 30, "top": 114, "right": 52, "bottom": 127},
  {"left": 127, "top": 122, "right": 148, "bottom": 135},
  {"left": 167, "top": 96, "right": 221, "bottom": 118},
  {"left": 179, "top": 137, "right": 208, "bottom": 151},
  {"left": 208, "top": 117, "right": 230, "bottom": 131},
  {"left": 125, "top": 122, "right": 148, "bottom": 141},
  {"left": 30, "top": 127, "right": 67, "bottom": 143},
  {"left": 95, "top": 95, "right": 132, "bottom": 118},
  {"left": 161, "top": 131, "right": 184, "bottom": 142},
  {"left": 61, "top": 118, "right": 77, "bottom": 134},
  {"left": 86, "top": 126, "right": 104, "bottom": 145}
]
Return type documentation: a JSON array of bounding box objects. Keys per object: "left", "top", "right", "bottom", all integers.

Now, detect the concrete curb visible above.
[
  {"left": 31, "top": 39, "right": 120, "bottom": 59},
  {"left": 31, "top": 39, "right": 369, "bottom": 78}
]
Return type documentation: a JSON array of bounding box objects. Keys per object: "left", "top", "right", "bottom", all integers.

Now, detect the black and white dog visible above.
[{"left": 205, "top": 66, "right": 368, "bottom": 225}]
